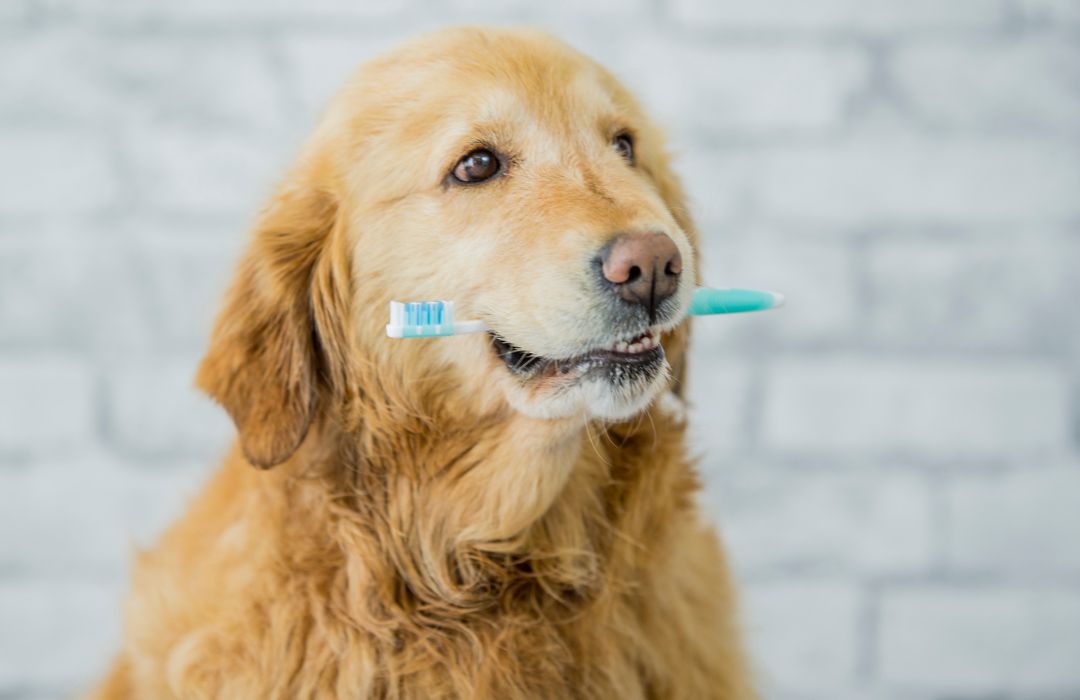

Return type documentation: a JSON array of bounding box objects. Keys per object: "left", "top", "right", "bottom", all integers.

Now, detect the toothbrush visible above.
[
  {"left": 385, "top": 300, "right": 487, "bottom": 338},
  {"left": 688, "top": 287, "right": 785, "bottom": 316},
  {"left": 386, "top": 288, "right": 784, "bottom": 339}
]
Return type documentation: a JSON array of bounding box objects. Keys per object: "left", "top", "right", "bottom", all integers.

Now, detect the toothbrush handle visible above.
[
  {"left": 453, "top": 320, "right": 490, "bottom": 335},
  {"left": 689, "top": 287, "right": 785, "bottom": 316},
  {"left": 385, "top": 319, "right": 489, "bottom": 338}
]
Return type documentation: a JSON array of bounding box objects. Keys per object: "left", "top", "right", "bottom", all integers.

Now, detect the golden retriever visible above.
[{"left": 90, "top": 26, "right": 757, "bottom": 699}]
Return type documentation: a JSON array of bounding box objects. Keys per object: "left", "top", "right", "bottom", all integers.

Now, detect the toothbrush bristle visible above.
[{"left": 402, "top": 300, "right": 451, "bottom": 327}]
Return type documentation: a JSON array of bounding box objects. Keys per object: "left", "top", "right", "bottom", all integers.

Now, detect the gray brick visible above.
[
  {"left": 0, "top": 31, "right": 111, "bottom": 124},
  {"left": 879, "top": 587, "right": 1080, "bottom": 693},
  {"left": 761, "top": 358, "right": 1070, "bottom": 457},
  {"left": 89, "top": 0, "right": 408, "bottom": 23},
  {"left": 684, "top": 358, "right": 753, "bottom": 457},
  {"left": 0, "top": 455, "right": 208, "bottom": 575},
  {"left": 1017, "top": 0, "right": 1080, "bottom": 24},
  {"left": 893, "top": 38, "right": 1080, "bottom": 131},
  {"left": 672, "top": 148, "right": 757, "bottom": 227},
  {"left": 696, "top": 231, "right": 857, "bottom": 345},
  {"left": 124, "top": 126, "right": 286, "bottom": 215},
  {"left": 947, "top": 468, "right": 1080, "bottom": 578},
  {"left": 0, "top": 578, "right": 123, "bottom": 694},
  {"left": 0, "top": 0, "right": 30, "bottom": 23},
  {"left": 867, "top": 235, "right": 1080, "bottom": 351},
  {"left": 710, "top": 470, "right": 933, "bottom": 577},
  {"left": 444, "top": 0, "right": 649, "bottom": 20},
  {"left": 0, "top": 131, "right": 117, "bottom": 215},
  {"left": 104, "top": 38, "right": 286, "bottom": 131},
  {"left": 743, "top": 580, "right": 861, "bottom": 696},
  {"left": 0, "top": 357, "right": 94, "bottom": 456},
  {"left": 105, "top": 358, "right": 233, "bottom": 458},
  {"left": 0, "top": 690, "right": 67, "bottom": 700},
  {"left": 0, "top": 234, "right": 148, "bottom": 353},
  {"left": 750, "top": 134, "right": 1080, "bottom": 226},
  {"left": 670, "top": 0, "right": 1006, "bottom": 33},
  {"left": 607, "top": 41, "right": 868, "bottom": 138},
  {"left": 127, "top": 227, "right": 242, "bottom": 351},
  {"left": 281, "top": 34, "right": 417, "bottom": 127}
]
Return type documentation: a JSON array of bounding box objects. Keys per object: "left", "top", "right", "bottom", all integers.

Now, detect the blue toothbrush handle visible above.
[{"left": 689, "top": 287, "right": 785, "bottom": 316}]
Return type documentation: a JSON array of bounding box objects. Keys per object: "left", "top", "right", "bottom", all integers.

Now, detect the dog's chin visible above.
[{"left": 491, "top": 329, "right": 671, "bottom": 421}]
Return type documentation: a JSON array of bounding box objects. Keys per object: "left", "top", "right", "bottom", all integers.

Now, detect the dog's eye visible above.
[
  {"left": 612, "top": 133, "right": 634, "bottom": 164},
  {"left": 451, "top": 149, "right": 500, "bottom": 184}
]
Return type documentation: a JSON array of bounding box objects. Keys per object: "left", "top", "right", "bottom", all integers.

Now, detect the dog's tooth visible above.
[
  {"left": 616, "top": 341, "right": 629, "bottom": 353},
  {"left": 640, "top": 336, "right": 653, "bottom": 349},
  {"left": 627, "top": 342, "right": 642, "bottom": 354}
]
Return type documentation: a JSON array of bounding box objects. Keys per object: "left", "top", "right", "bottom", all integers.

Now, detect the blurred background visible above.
[{"left": 2, "top": 1, "right": 1079, "bottom": 698}]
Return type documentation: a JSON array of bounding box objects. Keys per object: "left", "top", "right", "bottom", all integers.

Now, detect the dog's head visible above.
[{"left": 198, "top": 27, "right": 699, "bottom": 468}]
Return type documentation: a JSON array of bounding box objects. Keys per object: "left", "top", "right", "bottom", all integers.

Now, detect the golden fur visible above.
[{"left": 90, "top": 27, "right": 757, "bottom": 699}]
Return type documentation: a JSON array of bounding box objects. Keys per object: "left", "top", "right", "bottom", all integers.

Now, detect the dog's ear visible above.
[{"left": 196, "top": 177, "right": 347, "bottom": 469}]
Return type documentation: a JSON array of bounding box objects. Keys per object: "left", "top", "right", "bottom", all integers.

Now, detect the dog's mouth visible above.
[{"left": 489, "top": 327, "right": 665, "bottom": 381}]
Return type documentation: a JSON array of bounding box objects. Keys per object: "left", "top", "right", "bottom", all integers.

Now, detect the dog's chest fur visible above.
[{"left": 104, "top": 406, "right": 754, "bottom": 699}]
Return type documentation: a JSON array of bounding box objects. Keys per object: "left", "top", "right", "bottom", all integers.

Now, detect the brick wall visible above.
[{"left": 1, "top": 1, "right": 1078, "bottom": 698}]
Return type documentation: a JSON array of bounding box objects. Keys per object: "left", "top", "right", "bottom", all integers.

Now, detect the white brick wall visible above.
[
  {"left": 1, "top": 2, "right": 1078, "bottom": 698},
  {"left": 879, "top": 587, "right": 1080, "bottom": 694},
  {"left": 0, "top": 358, "right": 95, "bottom": 458},
  {"left": 709, "top": 469, "right": 934, "bottom": 578},
  {"left": 946, "top": 468, "right": 1080, "bottom": 579},
  {"left": 892, "top": 38, "right": 1080, "bottom": 130},
  {"left": 612, "top": 41, "right": 870, "bottom": 137},
  {"left": 105, "top": 38, "right": 287, "bottom": 131},
  {"left": 742, "top": 580, "right": 862, "bottom": 697},
  {"left": 0, "top": 579, "right": 123, "bottom": 694},
  {"left": 761, "top": 358, "right": 1071, "bottom": 457},
  {"left": 0, "top": 234, "right": 150, "bottom": 353},
  {"left": 0, "top": 455, "right": 206, "bottom": 575},
  {"left": 748, "top": 134, "right": 1080, "bottom": 226},
  {"left": 124, "top": 127, "right": 286, "bottom": 215},
  {"left": 88, "top": 0, "right": 410, "bottom": 24},
  {"left": 0, "top": 2, "right": 30, "bottom": 23},
  {"left": 1018, "top": 0, "right": 1080, "bottom": 25},
  {"left": 0, "top": 131, "right": 117, "bottom": 214},
  {"left": 697, "top": 231, "right": 858, "bottom": 344},
  {"left": 0, "top": 30, "right": 110, "bottom": 123},
  {"left": 104, "top": 359, "right": 232, "bottom": 458},
  {"left": 669, "top": 0, "right": 1007, "bottom": 33},
  {"left": 281, "top": 34, "right": 415, "bottom": 124},
  {"left": 867, "top": 236, "right": 1079, "bottom": 351}
]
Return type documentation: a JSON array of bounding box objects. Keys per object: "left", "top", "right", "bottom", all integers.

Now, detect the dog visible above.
[{"left": 90, "top": 26, "right": 757, "bottom": 699}]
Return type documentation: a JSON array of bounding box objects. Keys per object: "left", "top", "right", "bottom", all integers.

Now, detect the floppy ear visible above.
[{"left": 196, "top": 179, "right": 345, "bottom": 469}]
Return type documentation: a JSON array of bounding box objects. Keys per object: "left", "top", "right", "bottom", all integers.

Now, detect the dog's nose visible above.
[{"left": 600, "top": 232, "right": 682, "bottom": 314}]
